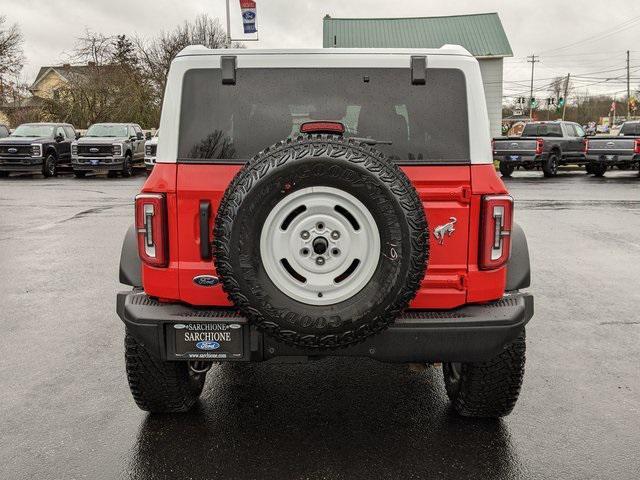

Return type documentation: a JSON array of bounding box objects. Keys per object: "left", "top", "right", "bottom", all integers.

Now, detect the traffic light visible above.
[{"left": 558, "top": 97, "right": 565, "bottom": 108}]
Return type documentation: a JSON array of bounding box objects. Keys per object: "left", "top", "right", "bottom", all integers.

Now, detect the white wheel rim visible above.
[{"left": 260, "top": 186, "right": 381, "bottom": 306}]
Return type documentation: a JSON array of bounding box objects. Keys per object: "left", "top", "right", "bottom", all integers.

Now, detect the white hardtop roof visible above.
[{"left": 176, "top": 45, "right": 473, "bottom": 58}]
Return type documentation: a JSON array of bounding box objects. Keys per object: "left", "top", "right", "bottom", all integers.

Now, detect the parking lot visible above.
[{"left": 1, "top": 169, "right": 639, "bottom": 479}]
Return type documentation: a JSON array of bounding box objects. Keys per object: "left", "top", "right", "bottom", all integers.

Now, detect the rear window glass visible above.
[
  {"left": 620, "top": 123, "right": 640, "bottom": 136},
  {"left": 178, "top": 67, "right": 469, "bottom": 164},
  {"left": 522, "top": 123, "right": 563, "bottom": 137}
]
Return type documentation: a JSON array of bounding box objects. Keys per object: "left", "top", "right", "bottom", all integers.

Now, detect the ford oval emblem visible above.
[
  {"left": 193, "top": 275, "right": 220, "bottom": 287},
  {"left": 196, "top": 341, "right": 220, "bottom": 351},
  {"left": 90, "top": 147, "right": 99, "bottom": 153},
  {"left": 606, "top": 142, "right": 615, "bottom": 147},
  {"left": 8, "top": 147, "right": 17, "bottom": 153}
]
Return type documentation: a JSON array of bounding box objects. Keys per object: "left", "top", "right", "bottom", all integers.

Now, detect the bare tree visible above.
[
  {"left": 548, "top": 77, "right": 565, "bottom": 101},
  {"left": 0, "top": 15, "right": 25, "bottom": 103},
  {"left": 136, "top": 14, "right": 242, "bottom": 107},
  {"left": 46, "top": 31, "right": 156, "bottom": 128}
]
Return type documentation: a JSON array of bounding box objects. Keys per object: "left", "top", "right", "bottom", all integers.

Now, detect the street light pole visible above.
[{"left": 225, "top": 0, "right": 232, "bottom": 44}]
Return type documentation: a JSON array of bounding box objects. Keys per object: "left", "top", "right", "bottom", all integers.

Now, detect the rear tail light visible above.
[
  {"left": 300, "top": 121, "right": 345, "bottom": 134},
  {"left": 135, "top": 193, "right": 168, "bottom": 267},
  {"left": 584, "top": 138, "right": 589, "bottom": 154},
  {"left": 479, "top": 195, "right": 513, "bottom": 270},
  {"left": 535, "top": 138, "right": 544, "bottom": 155},
  {"left": 634, "top": 139, "right": 640, "bottom": 154}
]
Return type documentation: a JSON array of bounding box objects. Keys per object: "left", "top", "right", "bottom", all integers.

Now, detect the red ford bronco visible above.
[{"left": 117, "top": 46, "right": 533, "bottom": 418}]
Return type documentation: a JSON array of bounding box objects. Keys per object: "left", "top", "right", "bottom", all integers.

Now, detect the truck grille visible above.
[
  {"left": 0, "top": 144, "right": 32, "bottom": 157},
  {"left": 77, "top": 144, "right": 113, "bottom": 156}
]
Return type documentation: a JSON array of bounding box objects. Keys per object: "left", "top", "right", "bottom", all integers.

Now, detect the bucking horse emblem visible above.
[{"left": 433, "top": 217, "right": 457, "bottom": 245}]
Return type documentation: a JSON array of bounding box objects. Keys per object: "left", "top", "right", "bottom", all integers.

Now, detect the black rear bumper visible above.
[{"left": 117, "top": 291, "right": 533, "bottom": 363}]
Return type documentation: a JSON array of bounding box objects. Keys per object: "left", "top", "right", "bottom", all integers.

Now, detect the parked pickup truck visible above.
[
  {"left": 144, "top": 130, "right": 158, "bottom": 173},
  {"left": 117, "top": 46, "right": 534, "bottom": 418},
  {"left": 72, "top": 123, "right": 145, "bottom": 178},
  {"left": 0, "top": 122, "right": 76, "bottom": 177},
  {"left": 585, "top": 121, "right": 640, "bottom": 177},
  {"left": 493, "top": 121, "right": 587, "bottom": 178}
]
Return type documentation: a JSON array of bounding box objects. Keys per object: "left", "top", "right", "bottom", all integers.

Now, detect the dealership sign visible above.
[{"left": 240, "top": 0, "right": 257, "bottom": 34}]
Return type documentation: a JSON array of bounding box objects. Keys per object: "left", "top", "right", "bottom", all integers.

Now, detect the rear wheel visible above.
[
  {"left": 542, "top": 153, "right": 559, "bottom": 177},
  {"left": 499, "top": 161, "right": 515, "bottom": 178},
  {"left": 592, "top": 163, "right": 608, "bottom": 177},
  {"left": 0, "top": 172, "right": 8, "bottom": 178},
  {"left": 443, "top": 331, "right": 526, "bottom": 418},
  {"left": 585, "top": 163, "right": 594, "bottom": 174},
  {"left": 125, "top": 331, "right": 206, "bottom": 413},
  {"left": 42, "top": 153, "right": 57, "bottom": 178}
]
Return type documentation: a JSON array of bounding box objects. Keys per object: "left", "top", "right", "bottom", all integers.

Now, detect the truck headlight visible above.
[
  {"left": 71, "top": 143, "right": 78, "bottom": 157},
  {"left": 112, "top": 144, "right": 123, "bottom": 156},
  {"left": 31, "top": 144, "right": 42, "bottom": 157}
]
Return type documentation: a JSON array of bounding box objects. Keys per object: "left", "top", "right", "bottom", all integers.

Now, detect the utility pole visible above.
[
  {"left": 627, "top": 50, "right": 631, "bottom": 119},
  {"left": 562, "top": 73, "right": 571, "bottom": 121},
  {"left": 527, "top": 55, "right": 539, "bottom": 120}
]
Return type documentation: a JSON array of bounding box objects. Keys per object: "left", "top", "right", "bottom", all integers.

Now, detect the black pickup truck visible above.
[
  {"left": 585, "top": 121, "right": 640, "bottom": 177},
  {"left": 493, "top": 121, "right": 587, "bottom": 178},
  {"left": 0, "top": 123, "right": 76, "bottom": 177}
]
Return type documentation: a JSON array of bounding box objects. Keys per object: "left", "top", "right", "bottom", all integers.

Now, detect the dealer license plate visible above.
[
  {"left": 172, "top": 322, "right": 244, "bottom": 359},
  {"left": 606, "top": 155, "right": 615, "bottom": 161},
  {"left": 510, "top": 155, "right": 521, "bottom": 161}
]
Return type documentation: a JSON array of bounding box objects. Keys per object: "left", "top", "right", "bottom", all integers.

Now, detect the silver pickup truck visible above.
[{"left": 585, "top": 121, "right": 640, "bottom": 177}]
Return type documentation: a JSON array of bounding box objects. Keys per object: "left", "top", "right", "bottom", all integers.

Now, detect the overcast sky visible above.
[{"left": 4, "top": 0, "right": 640, "bottom": 101}]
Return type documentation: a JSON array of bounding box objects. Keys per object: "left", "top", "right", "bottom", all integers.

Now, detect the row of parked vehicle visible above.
[
  {"left": 0, "top": 122, "right": 158, "bottom": 178},
  {"left": 492, "top": 120, "right": 640, "bottom": 178}
]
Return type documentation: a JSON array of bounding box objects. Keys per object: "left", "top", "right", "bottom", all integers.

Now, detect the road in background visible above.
[{"left": 1, "top": 170, "right": 639, "bottom": 479}]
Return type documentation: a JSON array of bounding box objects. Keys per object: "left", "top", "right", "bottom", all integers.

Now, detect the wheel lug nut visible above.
[
  {"left": 331, "top": 231, "right": 340, "bottom": 240},
  {"left": 316, "top": 257, "right": 325, "bottom": 266},
  {"left": 300, "top": 230, "right": 310, "bottom": 240}
]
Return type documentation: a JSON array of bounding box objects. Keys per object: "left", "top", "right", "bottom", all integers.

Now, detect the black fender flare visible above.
[
  {"left": 119, "top": 225, "right": 142, "bottom": 287},
  {"left": 506, "top": 222, "right": 531, "bottom": 291}
]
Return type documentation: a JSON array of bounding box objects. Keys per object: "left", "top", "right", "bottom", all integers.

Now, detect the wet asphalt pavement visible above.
[{"left": 1, "top": 168, "right": 639, "bottom": 480}]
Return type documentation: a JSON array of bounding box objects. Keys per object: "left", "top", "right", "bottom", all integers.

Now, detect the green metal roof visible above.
[{"left": 323, "top": 13, "right": 513, "bottom": 58}]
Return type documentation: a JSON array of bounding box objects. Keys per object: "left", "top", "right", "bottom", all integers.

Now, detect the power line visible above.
[{"left": 538, "top": 15, "right": 640, "bottom": 55}]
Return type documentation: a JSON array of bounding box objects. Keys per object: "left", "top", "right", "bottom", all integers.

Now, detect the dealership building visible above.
[{"left": 323, "top": 13, "right": 513, "bottom": 137}]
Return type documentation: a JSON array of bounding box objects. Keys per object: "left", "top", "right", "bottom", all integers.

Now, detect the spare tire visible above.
[{"left": 214, "top": 135, "right": 428, "bottom": 349}]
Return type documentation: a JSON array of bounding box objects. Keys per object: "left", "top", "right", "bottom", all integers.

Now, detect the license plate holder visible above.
[
  {"left": 169, "top": 322, "right": 245, "bottom": 360},
  {"left": 606, "top": 155, "right": 616, "bottom": 161}
]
